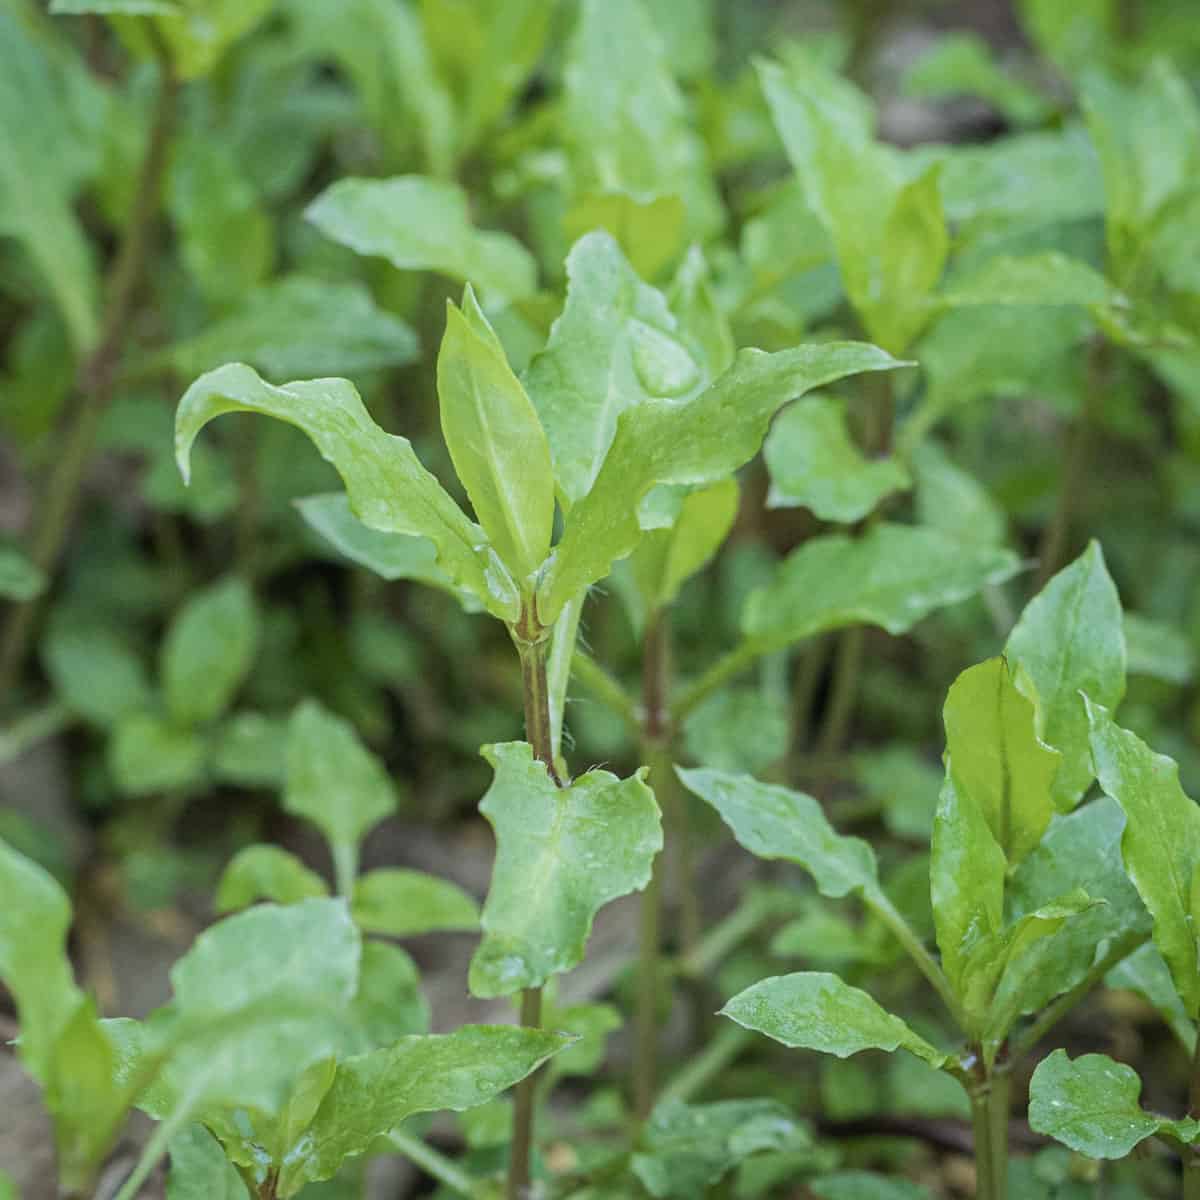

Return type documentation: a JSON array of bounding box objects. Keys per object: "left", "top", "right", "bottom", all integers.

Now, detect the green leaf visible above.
[
  {"left": 210, "top": 713, "right": 287, "bottom": 789},
  {"left": 437, "top": 286, "right": 554, "bottom": 584},
  {"left": 678, "top": 767, "right": 879, "bottom": 901},
  {"left": 1004, "top": 540, "right": 1126, "bottom": 811},
  {"left": 764, "top": 396, "right": 910, "bottom": 522},
  {"left": 42, "top": 622, "right": 153, "bottom": 728},
  {"left": 1029, "top": 1050, "right": 1200, "bottom": 1158},
  {"left": 632, "top": 479, "right": 739, "bottom": 611},
  {"left": 1107, "top": 943, "right": 1196, "bottom": 1052},
  {"left": 1123, "top": 613, "right": 1195, "bottom": 684},
  {"left": 215, "top": 846, "right": 329, "bottom": 913},
  {"left": 929, "top": 774, "right": 1005, "bottom": 1008},
  {"left": 305, "top": 176, "right": 537, "bottom": 300},
  {"left": 159, "top": 277, "right": 419, "bottom": 382},
  {"left": 668, "top": 245, "right": 735, "bottom": 379},
  {"left": 469, "top": 742, "right": 661, "bottom": 997},
  {"left": 52, "top": 1, "right": 180, "bottom": 11},
  {"left": 0, "top": 546, "right": 45, "bottom": 601},
  {"left": 175, "top": 363, "right": 515, "bottom": 619},
  {"left": 0, "top": 12, "right": 98, "bottom": 350},
  {"left": 162, "top": 577, "right": 259, "bottom": 727},
  {"left": 942, "top": 657, "right": 1060, "bottom": 867},
  {"left": 812, "top": 1173, "right": 932, "bottom": 1200},
  {"left": 523, "top": 232, "right": 701, "bottom": 508},
  {"left": 351, "top": 868, "right": 479, "bottom": 937},
  {"left": 911, "top": 443, "right": 1007, "bottom": 547},
  {"left": 109, "top": 713, "right": 207, "bottom": 797},
  {"left": 563, "top": 0, "right": 722, "bottom": 245},
  {"left": 1087, "top": 701, "right": 1200, "bottom": 1018},
  {"left": 632, "top": 1099, "right": 811, "bottom": 1198},
  {"left": 119, "top": 0, "right": 274, "bottom": 80},
  {"left": 539, "top": 343, "right": 908, "bottom": 622},
  {"left": 563, "top": 191, "right": 688, "bottom": 284},
  {"left": 279, "top": 1025, "right": 573, "bottom": 1193},
  {"left": 742, "top": 524, "right": 1021, "bottom": 650},
  {"left": 939, "top": 253, "right": 1119, "bottom": 309},
  {"left": 721, "top": 973, "right": 948, "bottom": 1067},
  {"left": 347, "top": 940, "right": 430, "bottom": 1050},
  {"left": 284, "top": 700, "right": 396, "bottom": 861},
  {"left": 166, "top": 1124, "right": 250, "bottom": 1200},
  {"left": 681, "top": 685, "right": 789, "bottom": 777},
  {"left": 295, "top": 493, "right": 478, "bottom": 608}
]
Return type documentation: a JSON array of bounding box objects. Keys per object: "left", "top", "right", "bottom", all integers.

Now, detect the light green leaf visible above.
[
  {"left": 210, "top": 712, "right": 286, "bottom": 789},
  {"left": 284, "top": 700, "right": 396, "bottom": 860},
  {"left": 939, "top": 253, "right": 1119, "bottom": 309},
  {"left": 1004, "top": 540, "right": 1125, "bottom": 811},
  {"left": 563, "top": 191, "right": 688, "bottom": 283},
  {"left": 0, "top": 546, "right": 45, "bottom": 601},
  {"left": 539, "top": 343, "right": 908, "bottom": 621},
  {"left": 680, "top": 684, "right": 789, "bottom": 777},
  {"left": 470, "top": 742, "right": 661, "bottom": 997},
  {"left": 0, "top": 12, "right": 98, "bottom": 350},
  {"left": 159, "top": 277, "right": 419, "bottom": 382},
  {"left": 280, "top": 1025, "right": 573, "bottom": 1193},
  {"left": 911, "top": 443, "right": 1007, "bottom": 547},
  {"left": 347, "top": 940, "right": 429, "bottom": 1051},
  {"left": 52, "top": 1, "right": 180, "bottom": 11},
  {"left": 764, "top": 396, "right": 910, "bottom": 522},
  {"left": 109, "top": 713, "right": 207, "bottom": 797},
  {"left": 215, "top": 846, "right": 329, "bottom": 913},
  {"left": 1107, "top": 943, "right": 1196, "bottom": 1052},
  {"left": 668, "top": 245, "right": 735, "bottom": 379},
  {"left": 1124, "top": 613, "right": 1195, "bottom": 684},
  {"left": 115, "top": 0, "right": 274, "bottom": 80},
  {"left": 351, "top": 868, "right": 478, "bottom": 937},
  {"left": 812, "top": 1173, "right": 932, "bottom": 1200},
  {"left": 295, "top": 493, "right": 478, "bottom": 608},
  {"left": 678, "top": 767, "right": 879, "bottom": 901},
  {"left": 437, "top": 286, "right": 554, "bottom": 584},
  {"left": 930, "top": 774, "right": 1005, "bottom": 1007},
  {"left": 1087, "top": 701, "right": 1200, "bottom": 1017},
  {"left": 175, "top": 363, "right": 515, "bottom": 619},
  {"left": 162, "top": 577, "right": 259, "bottom": 727},
  {"left": 523, "top": 232, "right": 701, "bottom": 508},
  {"left": 167, "top": 1124, "right": 250, "bottom": 1200},
  {"left": 305, "top": 176, "right": 537, "bottom": 300},
  {"left": 632, "top": 479, "right": 739, "bottom": 611},
  {"left": 943, "top": 657, "right": 1060, "bottom": 867},
  {"left": 721, "top": 973, "right": 948, "bottom": 1067},
  {"left": 742, "top": 524, "right": 1021, "bottom": 650},
  {"left": 42, "top": 623, "right": 153, "bottom": 728},
  {"left": 563, "top": 0, "right": 722, "bottom": 244},
  {"left": 1029, "top": 1050, "right": 1200, "bottom": 1158},
  {"left": 632, "top": 1098, "right": 810, "bottom": 1199}
]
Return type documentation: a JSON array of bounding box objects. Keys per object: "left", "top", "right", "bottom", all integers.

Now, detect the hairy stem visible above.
[
  {"left": 0, "top": 36, "right": 179, "bottom": 699},
  {"left": 508, "top": 627, "right": 560, "bottom": 1199}
]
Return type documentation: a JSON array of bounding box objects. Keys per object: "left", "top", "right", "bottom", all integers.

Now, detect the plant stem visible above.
[
  {"left": 387, "top": 1129, "right": 481, "bottom": 1199},
  {"left": 659, "top": 1024, "right": 754, "bottom": 1105},
  {"left": 815, "top": 626, "right": 865, "bottom": 757},
  {"left": 634, "top": 609, "right": 671, "bottom": 1120},
  {"left": 332, "top": 842, "right": 358, "bottom": 900},
  {"left": 0, "top": 700, "right": 71, "bottom": 766},
  {"left": 968, "top": 1062, "right": 1009, "bottom": 1200},
  {"left": 671, "top": 639, "right": 768, "bottom": 725},
  {"left": 1187, "top": 1035, "right": 1200, "bottom": 1200},
  {"left": 677, "top": 888, "right": 789, "bottom": 980},
  {"left": 508, "top": 625, "right": 561, "bottom": 1200},
  {"left": 570, "top": 649, "right": 638, "bottom": 734},
  {"left": 0, "top": 36, "right": 179, "bottom": 700}
]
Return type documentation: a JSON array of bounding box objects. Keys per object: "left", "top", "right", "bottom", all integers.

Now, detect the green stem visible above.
[
  {"left": 331, "top": 842, "right": 358, "bottom": 900},
  {"left": 1185, "top": 1157, "right": 1200, "bottom": 1200},
  {"left": 814, "top": 626, "right": 865, "bottom": 757},
  {"left": 111, "top": 1077, "right": 202, "bottom": 1200},
  {"left": 387, "top": 1129, "right": 481, "bottom": 1199},
  {"left": 868, "top": 892, "right": 966, "bottom": 1031},
  {"left": 678, "top": 888, "right": 788, "bottom": 981},
  {"left": 969, "top": 1081, "right": 998, "bottom": 1200},
  {"left": 570, "top": 650, "right": 638, "bottom": 734},
  {"left": 672, "top": 639, "right": 769, "bottom": 725},
  {"left": 0, "top": 36, "right": 179, "bottom": 701},
  {"left": 508, "top": 625, "right": 560, "bottom": 1199},
  {"left": 988, "top": 1066, "right": 1010, "bottom": 1200},
  {"left": 659, "top": 1025, "right": 754, "bottom": 1106},
  {"left": 634, "top": 609, "right": 671, "bottom": 1120},
  {"left": 546, "top": 593, "right": 585, "bottom": 766},
  {"left": 0, "top": 700, "right": 71, "bottom": 766}
]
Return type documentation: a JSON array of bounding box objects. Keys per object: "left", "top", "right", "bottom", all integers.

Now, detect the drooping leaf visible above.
[
  {"left": 166, "top": 1124, "right": 250, "bottom": 1200},
  {"left": 1029, "top": 1050, "right": 1200, "bottom": 1159},
  {"left": 469, "top": 742, "right": 661, "bottom": 997},
  {"left": 159, "top": 277, "right": 419, "bottom": 381},
  {"left": 742, "top": 524, "right": 1021, "bottom": 651},
  {"left": 305, "top": 176, "right": 537, "bottom": 299},
  {"left": 523, "top": 232, "right": 701, "bottom": 508},
  {"left": 215, "top": 845, "right": 329, "bottom": 913},
  {"left": 678, "top": 767, "right": 879, "bottom": 901},
  {"left": 162, "top": 577, "right": 259, "bottom": 727},
  {"left": 284, "top": 700, "right": 396, "bottom": 861},
  {"left": 538, "top": 343, "right": 908, "bottom": 621},
  {"left": 295, "top": 493, "right": 478, "bottom": 608},
  {"left": 942, "top": 657, "right": 1060, "bottom": 867},
  {"left": 175, "top": 363, "right": 516, "bottom": 619},
  {"left": 351, "top": 868, "right": 479, "bottom": 937},
  {"left": 632, "top": 1099, "right": 811, "bottom": 1199},
  {"left": 1004, "top": 540, "right": 1125, "bottom": 811},
  {"left": 764, "top": 395, "right": 910, "bottom": 522},
  {"left": 437, "top": 286, "right": 554, "bottom": 583},
  {"left": 721, "top": 973, "right": 948, "bottom": 1067},
  {"left": 279, "top": 1026, "right": 573, "bottom": 1193},
  {"left": 632, "top": 479, "right": 739, "bottom": 611},
  {"left": 1087, "top": 700, "right": 1200, "bottom": 1017}
]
